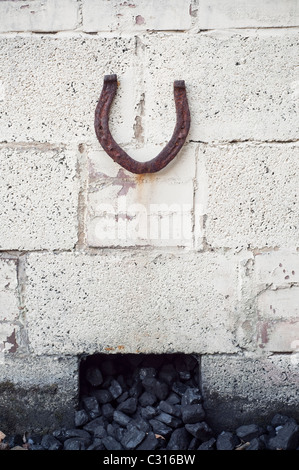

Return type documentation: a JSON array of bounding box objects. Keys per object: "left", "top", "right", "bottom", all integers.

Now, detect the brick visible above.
[
  {"left": 139, "top": 32, "right": 299, "bottom": 143},
  {"left": 201, "top": 354, "right": 299, "bottom": 432},
  {"left": 198, "top": 143, "right": 299, "bottom": 249},
  {"left": 0, "top": 146, "right": 79, "bottom": 250},
  {"left": 0, "top": 259, "right": 18, "bottom": 323},
  {"left": 81, "top": 0, "right": 192, "bottom": 32},
  {"left": 197, "top": 0, "right": 299, "bottom": 29},
  {"left": 0, "top": 36, "right": 137, "bottom": 144},
  {"left": 257, "top": 320, "right": 299, "bottom": 352},
  {"left": 0, "top": 0, "right": 79, "bottom": 32},
  {"left": 236, "top": 251, "right": 299, "bottom": 352},
  {"left": 257, "top": 289, "right": 299, "bottom": 322},
  {"left": 24, "top": 251, "right": 239, "bottom": 355},
  {"left": 255, "top": 251, "right": 299, "bottom": 286},
  {"left": 254, "top": 251, "right": 299, "bottom": 351},
  {"left": 86, "top": 144, "right": 196, "bottom": 247}
]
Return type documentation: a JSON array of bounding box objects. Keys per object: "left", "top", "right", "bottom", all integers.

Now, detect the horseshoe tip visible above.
[
  {"left": 174, "top": 80, "right": 186, "bottom": 88},
  {"left": 104, "top": 74, "right": 118, "bottom": 82}
]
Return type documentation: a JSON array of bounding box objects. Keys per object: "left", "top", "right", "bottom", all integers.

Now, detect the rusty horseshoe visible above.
[{"left": 94, "top": 74, "right": 191, "bottom": 174}]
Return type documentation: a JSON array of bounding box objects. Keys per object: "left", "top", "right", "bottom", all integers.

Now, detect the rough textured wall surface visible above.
[{"left": 0, "top": 0, "right": 298, "bottom": 433}]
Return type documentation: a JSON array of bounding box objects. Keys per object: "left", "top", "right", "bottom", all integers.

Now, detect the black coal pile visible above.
[
  {"left": 74, "top": 353, "right": 207, "bottom": 451},
  {"left": 2, "top": 354, "right": 299, "bottom": 451}
]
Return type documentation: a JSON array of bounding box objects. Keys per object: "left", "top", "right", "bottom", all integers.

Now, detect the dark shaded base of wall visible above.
[
  {"left": 1, "top": 353, "right": 299, "bottom": 436},
  {"left": 0, "top": 382, "right": 75, "bottom": 434}
]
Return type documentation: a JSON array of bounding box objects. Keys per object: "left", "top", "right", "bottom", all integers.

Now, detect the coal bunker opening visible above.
[{"left": 77, "top": 353, "right": 212, "bottom": 450}]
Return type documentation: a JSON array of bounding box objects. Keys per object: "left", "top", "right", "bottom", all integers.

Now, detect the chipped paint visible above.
[
  {"left": 1, "top": 328, "right": 18, "bottom": 354},
  {"left": 135, "top": 14, "right": 145, "bottom": 25},
  {"left": 257, "top": 321, "right": 269, "bottom": 347}
]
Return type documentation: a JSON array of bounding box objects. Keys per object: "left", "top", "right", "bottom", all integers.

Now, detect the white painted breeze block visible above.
[
  {"left": 197, "top": 0, "right": 299, "bottom": 29},
  {"left": 139, "top": 31, "right": 299, "bottom": 143},
  {"left": 0, "top": 36, "right": 138, "bottom": 145},
  {"left": 199, "top": 143, "right": 299, "bottom": 250},
  {"left": 24, "top": 251, "right": 238, "bottom": 356},
  {"left": 86, "top": 144, "right": 196, "bottom": 247},
  {"left": 2, "top": 0, "right": 297, "bottom": 33},
  {"left": 1, "top": 32, "right": 297, "bottom": 146},
  {"left": 0, "top": 145, "right": 79, "bottom": 250},
  {"left": 81, "top": 0, "right": 192, "bottom": 32},
  {"left": 0, "top": 0, "right": 79, "bottom": 32}
]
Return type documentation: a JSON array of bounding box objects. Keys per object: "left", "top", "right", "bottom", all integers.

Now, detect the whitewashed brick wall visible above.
[{"left": 0, "top": 0, "right": 298, "bottom": 432}]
